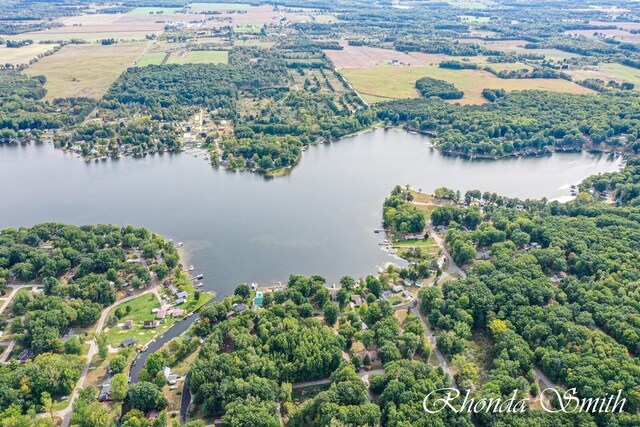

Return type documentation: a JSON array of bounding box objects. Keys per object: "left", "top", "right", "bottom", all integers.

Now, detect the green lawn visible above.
[
  {"left": 166, "top": 50, "right": 229, "bottom": 65},
  {"left": 136, "top": 53, "right": 167, "bottom": 66},
  {"left": 341, "top": 65, "right": 593, "bottom": 105},
  {"left": 570, "top": 62, "right": 640, "bottom": 89}
]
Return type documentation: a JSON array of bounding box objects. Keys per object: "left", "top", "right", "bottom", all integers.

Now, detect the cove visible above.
[{"left": 0, "top": 128, "right": 622, "bottom": 297}]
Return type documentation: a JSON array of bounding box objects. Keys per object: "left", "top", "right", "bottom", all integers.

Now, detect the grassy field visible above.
[
  {"left": 127, "top": 7, "right": 181, "bottom": 14},
  {"left": 103, "top": 293, "right": 173, "bottom": 347},
  {"left": 136, "top": 52, "right": 166, "bottom": 66},
  {"left": 0, "top": 43, "right": 59, "bottom": 65},
  {"left": 7, "top": 31, "right": 151, "bottom": 42},
  {"left": 233, "top": 25, "right": 262, "bottom": 34},
  {"left": 24, "top": 42, "right": 147, "bottom": 99},
  {"left": 166, "top": 50, "right": 229, "bottom": 65},
  {"left": 570, "top": 62, "right": 640, "bottom": 89},
  {"left": 190, "top": 2, "right": 251, "bottom": 10},
  {"left": 341, "top": 65, "right": 593, "bottom": 104}
]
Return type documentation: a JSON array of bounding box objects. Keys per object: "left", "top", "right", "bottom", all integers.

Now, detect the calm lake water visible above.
[{"left": 0, "top": 128, "right": 622, "bottom": 297}]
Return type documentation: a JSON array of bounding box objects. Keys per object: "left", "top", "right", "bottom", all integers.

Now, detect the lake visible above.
[{"left": 0, "top": 128, "right": 622, "bottom": 298}]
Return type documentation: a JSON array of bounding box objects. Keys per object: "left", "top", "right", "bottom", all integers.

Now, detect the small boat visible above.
[
  {"left": 176, "top": 242, "right": 183, "bottom": 247},
  {"left": 374, "top": 228, "right": 383, "bottom": 233},
  {"left": 195, "top": 274, "right": 203, "bottom": 280},
  {"left": 195, "top": 282, "right": 204, "bottom": 288},
  {"left": 188, "top": 265, "right": 194, "bottom": 271}
]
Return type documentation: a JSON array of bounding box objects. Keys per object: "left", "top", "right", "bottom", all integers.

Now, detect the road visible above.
[
  {"left": 292, "top": 369, "right": 386, "bottom": 389},
  {"left": 426, "top": 221, "right": 467, "bottom": 279},
  {"left": 411, "top": 306, "right": 458, "bottom": 390},
  {"left": 0, "top": 284, "right": 43, "bottom": 315},
  {"left": 535, "top": 366, "right": 556, "bottom": 389},
  {"left": 57, "top": 287, "right": 160, "bottom": 427}
]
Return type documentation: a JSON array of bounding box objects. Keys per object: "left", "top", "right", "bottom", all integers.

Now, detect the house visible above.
[
  {"left": 176, "top": 291, "right": 188, "bottom": 300},
  {"left": 122, "top": 320, "right": 133, "bottom": 330},
  {"left": 414, "top": 280, "right": 424, "bottom": 288},
  {"left": 350, "top": 294, "right": 363, "bottom": 306},
  {"left": 143, "top": 320, "right": 159, "bottom": 328},
  {"left": 146, "top": 411, "right": 160, "bottom": 421},
  {"left": 233, "top": 303, "right": 248, "bottom": 313},
  {"left": 156, "top": 309, "right": 166, "bottom": 319},
  {"left": 98, "top": 384, "right": 111, "bottom": 402},
  {"left": 401, "top": 290, "right": 411, "bottom": 298},
  {"left": 174, "top": 298, "right": 186, "bottom": 305},
  {"left": 163, "top": 367, "right": 178, "bottom": 385},
  {"left": 226, "top": 310, "right": 235, "bottom": 319},
  {"left": 380, "top": 291, "right": 392, "bottom": 301},
  {"left": 391, "top": 285, "right": 403, "bottom": 293},
  {"left": 60, "top": 328, "right": 77, "bottom": 343},
  {"left": 121, "top": 338, "right": 137, "bottom": 348},
  {"left": 358, "top": 350, "right": 378, "bottom": 363},
  {"left": 172, "top": 309, "right": 185, "bottom": 317},
  {"left": 18, "top": 349, "right": 33, "bottom": 363},
  {"left": 475, "top": 248, "right": 490, "bottom": 261}
]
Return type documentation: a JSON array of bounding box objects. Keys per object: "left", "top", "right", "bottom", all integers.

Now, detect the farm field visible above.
[
  {"left": 341, "top": 65, "right": 593, "bottom": 104},
  {"left": 127, "top": 7, "right": 182, "bottom": 14},
  {"left": 0, "top": 43, "right": 59, "bottom": 65},
  {"left": 190, "top": 2, "right": 252, "bottom": 10},
  {"left": 166, "top": 50, "right": 229, "bottom": 64},
  {"left": 24, "top": 42, "right": 147, "bottom": 99},
  {"left": 136, "top": 52, "right": 167, "bottom": 66},
  {"left": 7, "top": 30, "right": 152, "bottom": 42},
  {"left": 566, "top": 28, "right": 640, "bottom": 44},
  {"left": 569, "top": 62, "right": 640, "bottom": 88},
  {"left": 324, "top": 44, "right": 425, "bottom": 69}
]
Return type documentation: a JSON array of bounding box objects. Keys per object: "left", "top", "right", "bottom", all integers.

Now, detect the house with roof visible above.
[
  {"left": 358, "top": 350, "right": 378, "bottom": 363},
  {"left": 122, "top": 320, "right": 133, "bottom": 329},
  {"left": 176, "top": 291, "right": 188, "bottom": 300},
  {"left": 380, "top": 291, "right": 392, "bottom": 301},
  {"left": 143, "top": 320, "right": 160, "bottom": 328},
  {"left": 233, "top": 303, "right": 248, "bottom": 313},
  {"left": 121, "top": 338, "right": 137, "bottom": 348},
  {"left": 350, "top": 294, "right": 363, "bottom": 306},
  {"left": 391, "top": 285, "right": 403, "bottom": 293},
  {"left": 163, "top": 367, "right": 178, "bottom": 385},
  {"left": 156, "top": 309, "right": 166, "bottom": 319},
  {"left": 98, "top": 383, "right": 111, "bottom": 402}
]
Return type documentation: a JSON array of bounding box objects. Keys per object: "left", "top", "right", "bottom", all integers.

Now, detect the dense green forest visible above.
[
  {"left": 377, "top": 91, "right": 640, "bottom": 157},
  {"left": 415, "top": 77, "right": 464, "bottom": 100}
]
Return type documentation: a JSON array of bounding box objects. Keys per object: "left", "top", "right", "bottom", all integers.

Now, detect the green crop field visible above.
[
  {"left": 24, "top": 42, "right": 147, "bottom": 99},
  {"left": 136, "top": 52, "right": 167, "bottom": 66},
  {"left": 166, "top": 50, "right": 229, "bottom": 65},
  {"left": 341, "top": 65, "right": 593, "bottom": 104},
  {"left": 570, "top": 62, "right": 640, "bottom": 89}
]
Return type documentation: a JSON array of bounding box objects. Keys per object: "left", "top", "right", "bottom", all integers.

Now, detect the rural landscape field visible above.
[{"left": 1, "top": 0, "right": 640, "bottom": 426}]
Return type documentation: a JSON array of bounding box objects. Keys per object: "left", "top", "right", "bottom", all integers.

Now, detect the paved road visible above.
[
  {"left": 411, "top": 306, "right": 458, "bottom": 390},
  {"left": 57, "top": 287, "right": 160, "bottom": 427},
  {"left": 292, "top": 369, "right": 386, "bottom": 390},
  {"left": 0, "top": 341, "right": 15, "bottom": 364},
  {"left": 535, "top": 366, "right": 556, "bottom": 389},
  {"left": 0, "top": 284, "right": 43, "bottom": 314},
  {"left": 426, "top": 221, "right": 467, "bottom": 279}
]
